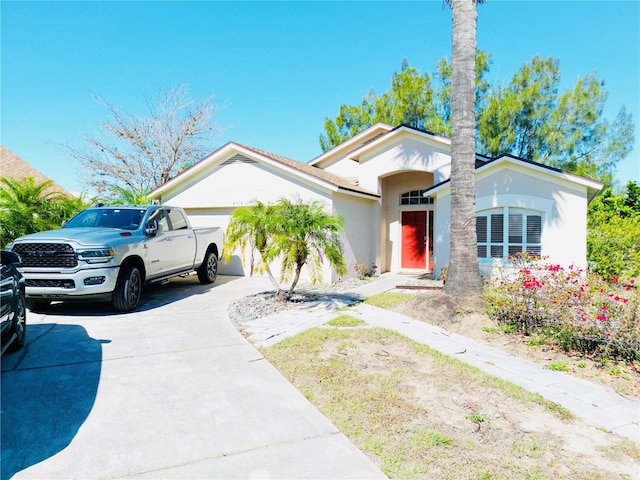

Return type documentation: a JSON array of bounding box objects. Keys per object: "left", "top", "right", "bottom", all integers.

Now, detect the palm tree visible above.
[
  {"left": 224, "top": 198, "right": 348, "bottom": 301},
  {"left": 108, "top": 186, "right": 151, "bottom": 205},
  {"left": 223, "top": 200, "right": 281, "bottom": 293},
  {"left": 0, "top": 177, "right": 84, "bottom": 246},
  {"left": 270, "top": 198, "right": 347, "bottom": 299},
  {"left": 444, "top": 0, "right": 484, "bottom": 298}
]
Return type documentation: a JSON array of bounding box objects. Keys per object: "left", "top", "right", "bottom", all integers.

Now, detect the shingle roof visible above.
[
  {"left": 422, "top": 153, "right": 603, "bottom": 202},
  {"left": 237, "top": 143, "right": 379, "bottom": 197},
  {"left": 0, "top": 146, "right": 72, "bottom": 196}
]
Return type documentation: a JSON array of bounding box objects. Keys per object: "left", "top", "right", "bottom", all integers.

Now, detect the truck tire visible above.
[
  {"left": 25, "top": 299, "right": 51, "bottom": 313},
  {"left": 197, "top": 251, "right": 218, "bottom": 284},
  {"left": 113, "top": 264, "right": 142, "bottom": 312}
]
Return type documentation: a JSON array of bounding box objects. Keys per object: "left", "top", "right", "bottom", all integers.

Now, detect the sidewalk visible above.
[
  {"left": 242, "top": 273, "right": 640, "bottom": 443},
  {"left": 5, "top": 276, "right": 389, "bottom": 480}
]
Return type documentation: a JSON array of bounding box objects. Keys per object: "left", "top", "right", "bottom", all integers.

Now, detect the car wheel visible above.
[
  {"left": 197, "top": 251, "right": 218, "bottom": 284},
  {"left": 8, "top": 293, "right": 26, "bottom": 352},
  {"left": 25, "top": 299, "right": 51, "bottom": 313},
  {"left": 113, "top": 265, "right": 142, "bottom": 312}
]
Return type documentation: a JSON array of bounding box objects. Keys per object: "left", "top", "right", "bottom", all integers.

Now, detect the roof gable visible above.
[
  {"left": 149, "top": 142, "right": 379, "bottom": 200},
  {"left": 310, "top": 124, "right": 490, "bottom": 169},
  {"left": 424, "top": 154, "right": 603, "bottom": 201},
  {"left": 309, "top": 123, "right": 394, "bottom": 167},
  {"left": 347, "top": 125, "right": 452, "bottom": 161}
]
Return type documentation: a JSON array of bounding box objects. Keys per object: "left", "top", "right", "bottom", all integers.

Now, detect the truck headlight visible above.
[{"left": 77, "top": 248, "right": 115, "bottom": 264}]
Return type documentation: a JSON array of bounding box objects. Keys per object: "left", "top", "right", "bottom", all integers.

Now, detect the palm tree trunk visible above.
[
  {"left": 286, "top": 264, "right": 303, "bottom": 300},
  {"left": 264, "top": 264, "right": 284, "bottom": 299},
  {"left": 257, "top": 246, "right": 283, "bottom": 296},
  {"left": 445, "top": 0, "right": 483, "bottom": 298}
]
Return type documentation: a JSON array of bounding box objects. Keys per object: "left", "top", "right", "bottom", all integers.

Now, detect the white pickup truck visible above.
[{"left": 7, "top": 205, "right": 223, "bottom": 312}]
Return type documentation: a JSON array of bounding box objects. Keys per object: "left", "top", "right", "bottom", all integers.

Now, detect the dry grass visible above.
[
  {"left": 261, "top": 325, "right": 639, "bottom": 479},
  {"left": 392, "top": 290, "right": 640, "bottom": 399}
]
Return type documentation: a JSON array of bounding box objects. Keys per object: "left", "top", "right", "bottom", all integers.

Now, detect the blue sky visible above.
[{"left": 2, "top": 1, "right": 639, "bottom": 194}]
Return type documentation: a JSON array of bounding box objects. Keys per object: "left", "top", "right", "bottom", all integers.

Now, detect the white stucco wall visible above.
[
  {"left": 433, "top": 192, "right": 451, "bottom": 278},
  {"left": 357, "top": 136, "right": 451, "bottom": 193},
  {"left": 159, "top": 159, "right": 338, "bottom": 282},
  {"left": 433, "top": 166, "right": 590, "bottom": 279},
  {"left": 321, "top": 157, "right": 360, "bottom": 179},
  {"left": 163, "top": 160, "right": 331, "bottom": 209},
  {"left": 333, "top": 192, "right": 377, "bottom": 281}
]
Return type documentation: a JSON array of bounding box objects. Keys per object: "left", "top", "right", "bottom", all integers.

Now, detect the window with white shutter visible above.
[{"left": 476, "top": 208, "right": 542, "bottom": 259}]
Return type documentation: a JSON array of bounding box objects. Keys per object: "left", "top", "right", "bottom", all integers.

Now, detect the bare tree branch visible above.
[{"left": 63, "top": 83, "right": 225, "bottom": 196}]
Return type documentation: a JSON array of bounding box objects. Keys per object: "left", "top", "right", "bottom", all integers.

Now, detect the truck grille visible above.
[{"left": 13, "top": 243, "right": 77, "bottom": 268}]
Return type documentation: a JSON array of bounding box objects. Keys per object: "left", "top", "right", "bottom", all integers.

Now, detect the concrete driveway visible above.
[{"left": 1, "top": 275, "right": 386, "bottom": 480}]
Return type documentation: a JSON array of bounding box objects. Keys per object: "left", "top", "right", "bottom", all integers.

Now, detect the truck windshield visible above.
[{"left": 63, "top": 208, "right": 145, "bottom": 230}]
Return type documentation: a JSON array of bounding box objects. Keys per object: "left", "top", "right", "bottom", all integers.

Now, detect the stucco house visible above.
[{"left": 149, "top": 123, "right": 602, "bottom": 282}]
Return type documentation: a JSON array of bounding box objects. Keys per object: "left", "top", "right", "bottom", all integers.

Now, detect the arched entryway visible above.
[{"left": 379, "top": 171, "right": 435, "bottom": 273}]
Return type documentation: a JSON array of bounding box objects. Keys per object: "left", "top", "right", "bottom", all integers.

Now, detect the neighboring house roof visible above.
[
  {"left": 0, "top": 146, "right": 72, "bottom": 197},
  {"left": 149, "top": 142, "right": 380, "bottom": 200},
  {"left": 423, "top": 154, "right": 603, "bottom": 201}
]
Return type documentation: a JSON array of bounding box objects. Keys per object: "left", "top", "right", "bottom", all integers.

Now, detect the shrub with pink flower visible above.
[{"left": 484, "top": 253, "right": 639, "bottom": 361}]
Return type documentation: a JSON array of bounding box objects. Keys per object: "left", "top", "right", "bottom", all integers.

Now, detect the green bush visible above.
[
  {"left": 484, "top": 253, "right": 639, "bottom": 361},
  {"left": 587, "top": 182, "right": 640, "bottom": 281},
  {"left": 0, "top": 177, "right": 88, "bottom": 247}
]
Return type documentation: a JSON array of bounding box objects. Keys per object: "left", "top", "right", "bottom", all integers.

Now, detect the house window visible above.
[
  {"left": 400, "top": 190, "right": 434, "bottom": 205},
  {"left": 476, "top": 208, "right": 542, "bottom": 258}
]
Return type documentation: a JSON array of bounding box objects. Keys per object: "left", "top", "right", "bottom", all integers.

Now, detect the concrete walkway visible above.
[
  {"left": 243, "top": 274, "right": 640, "bottom": 443},
  {"left": 3, "top": 276, "right": 388, "bottom": 480}
]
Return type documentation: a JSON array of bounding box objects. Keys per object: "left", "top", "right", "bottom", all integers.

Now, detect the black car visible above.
[{"left": 1, "top": 250, "right": 26, "bottom": 354}]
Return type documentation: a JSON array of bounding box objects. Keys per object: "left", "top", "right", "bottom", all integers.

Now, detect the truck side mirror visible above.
[{"left": 145, "top": 220, "right": 158, "bottom": 237}]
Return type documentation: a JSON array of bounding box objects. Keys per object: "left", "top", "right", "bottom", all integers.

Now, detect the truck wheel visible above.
[
  {"left": 8, "top": 293, "right": 26, "bottom": 352},
  {"left": 26, "top": 299, "right": 50, "bottom": 313},
  {"left": 197, "top": 251, "right": 218, "bottom": 284},
  {"left": 113, "top": 265, "right": 142, "bottom": 312}
]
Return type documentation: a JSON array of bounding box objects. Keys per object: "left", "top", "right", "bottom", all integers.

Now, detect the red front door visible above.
[{"left": 401, "top": 211, "right": 427, "bottom": 269}]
